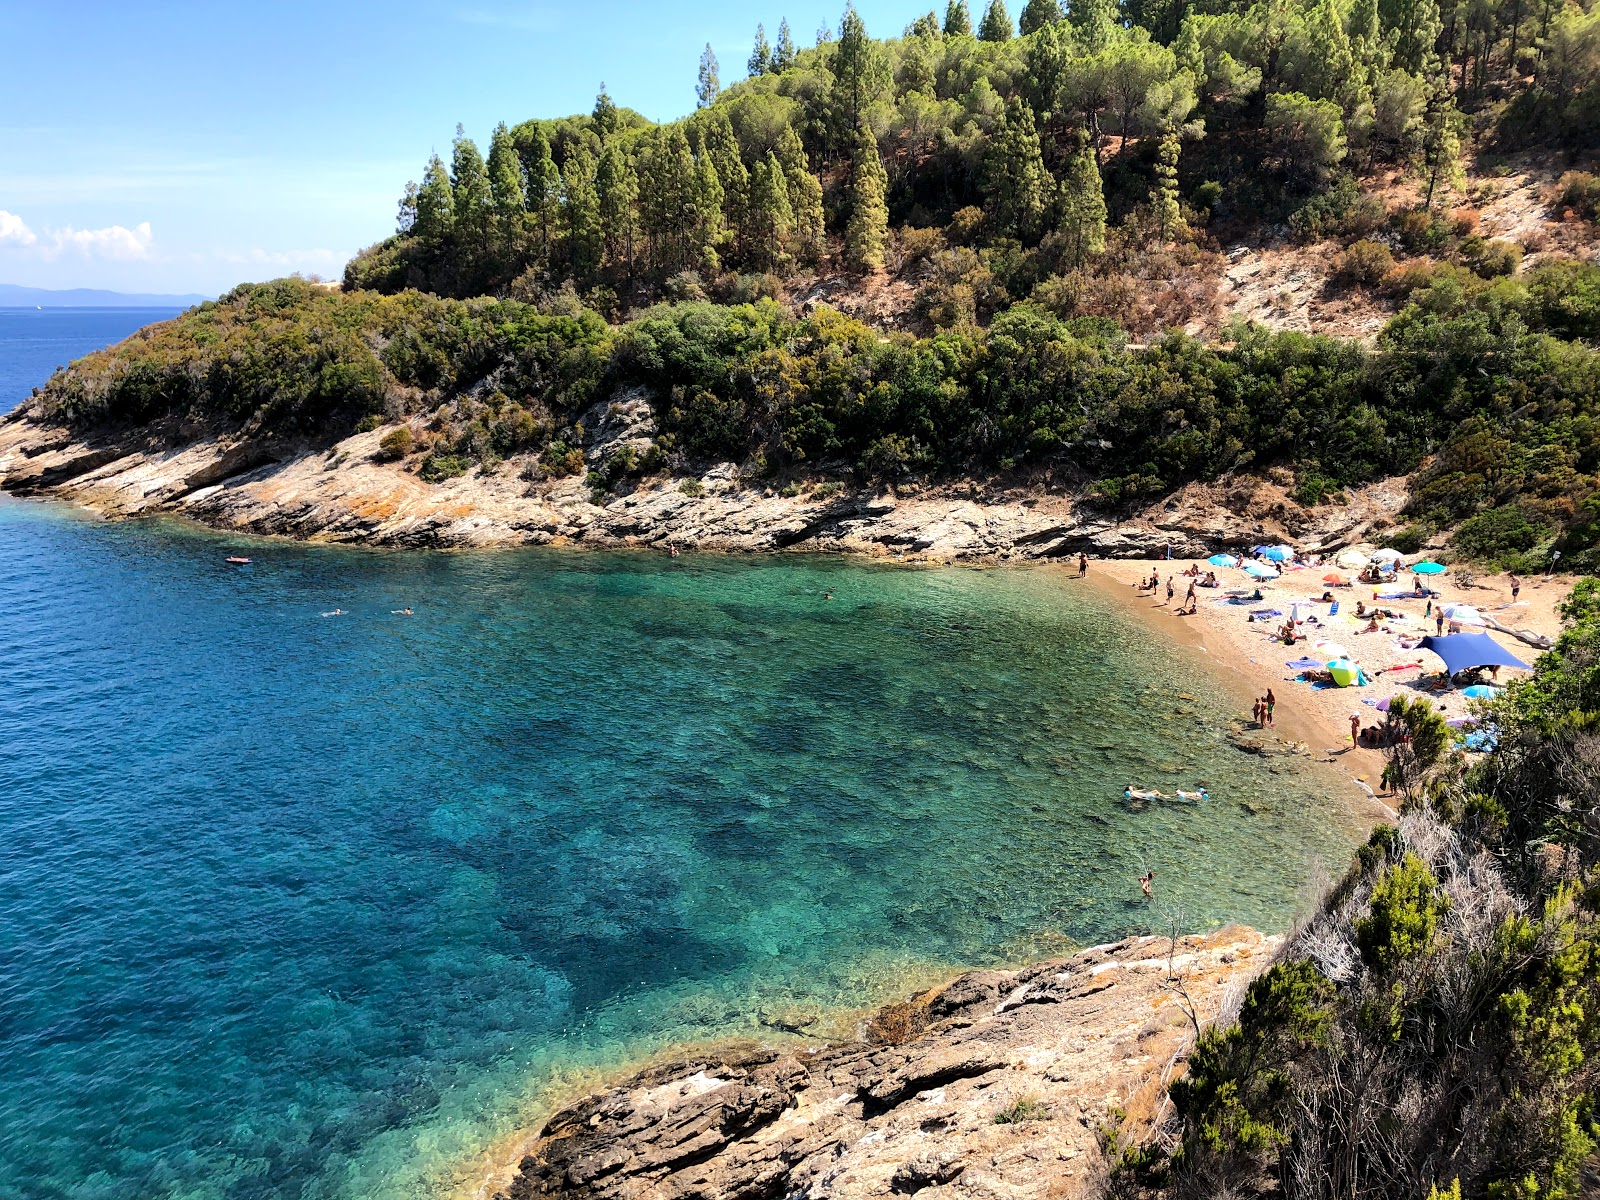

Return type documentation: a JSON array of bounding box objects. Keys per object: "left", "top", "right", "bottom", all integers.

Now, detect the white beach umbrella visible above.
[
  {"left": 1370, "top": 548, "right": 1404, "bottom": 563},
  {"left": 1336, "top": 549, "right": 1369, "bottom": 569},
  {"left": 1314, "top": 640, "right": 1350, "bottom": 659},
  {"left": 1441, "top": 604, "right": 1485, "bottom": 625}
]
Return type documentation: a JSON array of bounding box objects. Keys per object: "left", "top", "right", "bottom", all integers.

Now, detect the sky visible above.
[{"left": 0, "top": 0, "right": 940, "bottom": 296}]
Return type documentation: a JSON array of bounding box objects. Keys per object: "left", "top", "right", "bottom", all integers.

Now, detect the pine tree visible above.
[
  {"left": 596, "top": 141, "right": 639, "bottom": 273},
  {"left": 984, "top": 98, "right": 1051, "bottom": 239},
  {"left": 697, "top": 44, "right": 720, "bottom": 108},
  {"left": 700, "top": 109, "right": 750, "bottom": 237},
  {"left": 487, "top": 122, "right": 526, "bottom": 220},
  {"left": 1349, "top": 0, "right": 1388, "bottom": 74},
  {"left": 746, "top": 154, "right": 795, "bottom": 269},
  {"left": 450, "top": 125, "right": 493, "bottom": 243},
  {"left": 592, "top": 85, "right": 620, "bottom": 140},
  {"left": 909, "top": 10, "right": 942, "bottom": 37},
  {"left": 562, "top": 140, "right": 603, "bottom": 277},
  {"left": 1390, "top": 0, "right": 1443, "bottom": 74},
  {"left": 1068, "top": 0, "right": 1118, "bottom": 51},
  {"left": 692, "top": 144, "right": 726, "bottom": 268},
  {"left": 845, "top": 122, "right": 889, "bottom": 271},
  {"left": 776, "top": 126, "right": 826, "bottom": 262},
  {"left": 749, "top": 24, "right": 773, "bottom": 76},
  {"left": 1151, "top": 129, "right": 1184, "bottom": 242},
  {"left": 945, "top": 0, "right": 974, "bottom": 35},
  {"left": 1421, "top": 91, "right": 1462, "bottom": 207},
  {"left": 773, "top": 18, "right": 798, "bottom": 69},
  {"left": 833, "top": 4, "right": 888, "bottom": 140},
  {"left": 1056, "top": 130, "right": 1107, "bottom": 263},
  {"left": 1019, "top": 0, "right": 1063, "bottom": 34},
  {"left": 523, "top": 127, "right": 563, "bottom": 261},
  {"left": 397, "top": 180, "right": 420, "bottom": 234},
  {"left": 416, "top": 153, "right": 455, "bottom": 242},
  {"left": 980, "top": 0, "right": 1015, "bottom": 40},
  {"left": 651, "top": 127, "right": 700, "bottom": 271}
]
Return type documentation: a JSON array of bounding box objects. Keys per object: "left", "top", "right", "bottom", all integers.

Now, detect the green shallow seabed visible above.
[{"left": 0, "top": 497, "right": 1363, "bottom": 1199}]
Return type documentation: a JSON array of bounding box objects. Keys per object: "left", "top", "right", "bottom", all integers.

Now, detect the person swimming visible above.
[
  {"left": 320, "top": 609, "right": 346, "bottom": 617},
  {"left": 1139, "top": 869, "right": 1155, "bottom": 898},
  {"left": 1125, "top": 785, "right": 1168, "bottom": 800},
  {"left": 1175, "top": 788, "right": 1208, "bottom": 801},
  {"left": 391, "top": 608, "right": 413, "bottom": 616}
]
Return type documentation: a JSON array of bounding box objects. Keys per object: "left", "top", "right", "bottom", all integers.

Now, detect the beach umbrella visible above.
[
  {"left": 1376, "top": 696, "right": 1395, "bottom": 711},
  {"left": 1441, "top": 603, "right": 1486, "bottom": 625},
  {"left": 1418, "top": 633, "right": 1531, "bottom": 675},
  {"left": 1243, "top": 562, "right": 1279, "bottom": 579},
  {"left": 1371, "top": 548, "right": 1403, "bottom": 563},
  {"left": 1207, "top": 553, "right": 1239, "bottom": 568},
  {"left": 1412, "top": 562, "right": 1447, "bottom": 575},
  {"left": 1322, "top": 573, "right": 1348, "bottom": 585},
  {"left": 1462, "top": 684, "right": 1502, "bottom": 699},
  {"left": 1336, "top": 549, "right": 1369, "bottom": 569},
  {"left": 1327, "top": 659, "right": 1362, "bottom": 687},
  {"left": 1258, "top": 545, "right": 1291, "bottom": 562},
  {"left": 1314, "top": 640, "right": 1350, "bottom": 659}
]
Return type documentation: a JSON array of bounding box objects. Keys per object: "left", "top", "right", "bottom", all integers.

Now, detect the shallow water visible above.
[{"left": 0, "top": 499, "right": 1362, "bottom": 1199}]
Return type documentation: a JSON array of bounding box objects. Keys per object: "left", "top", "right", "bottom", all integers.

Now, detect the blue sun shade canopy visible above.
[{"left": 1419, "top": 633, "right": 1531, "bottom": 675}]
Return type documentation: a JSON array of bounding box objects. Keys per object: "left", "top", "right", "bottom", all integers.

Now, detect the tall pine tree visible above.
[
  {"left": 1151, "top": 130, "right": 1184, "bottom": 242},
  {"left": 450, "top": 125, "right": 493, "bottom": 246},
  {"left": 691, "top": 144, "right": 726, "bottom": 269},
  {"left": 980, "top": 0, "right": 1015, "bottom": 40},
  {"left": 1019, "top": 0, "right": 1063, "bottom": 34},
  {"left": 772, "top": 18, "right": 797, "bottom": 68},
  {"left": 596, "top": 142, "right": 639, "bottom": 273},
  {"left": 523, "top": 128, "right": 562, "bottom": 263},
  {"left": 697, "top": 44, "right": 720, "bottom": 107},
  {"left": 776, "top": 126, "right": 826, "bottom": 262},
  {"left": 1068, "top": 0, "right": 1118, "bottom": 51},
  {"left": 749, "top": 24, "right": 773, "bottom": 76},
  {"left": 984, "top": 99, "right": 1051, "bottom": 239},
  {"left": 415, "top": 154, "right": 455, "bottom": 242},
  {"left": 487, "top": 122, "right": 526, "bottom": 221},
  {"left": 833, "top": 4, "right": 889, "bottom": 144},
  {"left": 945, "top": 0, "right": 974, "bottom": 35},
  {"left": 562, "top": 140, "right": 603, "bottom": 277},
  {"left": 747, "top": 154, "right": 795, "bottom": 270},
  {"left": 592, "top": 85, "right": 620, "bottom": 140},
  {"left": 845, "top": 122, "right": 889, "bottom": 271},
  {"left": 699, "top": 109, "right": 750, "bottom": 239},
  {"left": 1057, "top": 130, "right": 1107, "bottom": 263}
]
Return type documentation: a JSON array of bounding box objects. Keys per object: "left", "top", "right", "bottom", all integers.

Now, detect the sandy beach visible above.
[{"left": 1082, "top": 554, "right": 1572, "bottom": 802}]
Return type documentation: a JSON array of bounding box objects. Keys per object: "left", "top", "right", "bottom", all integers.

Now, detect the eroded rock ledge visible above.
[
  {"left": 492, "top": 927, "right": 1274, "bottom": 1200},
  {"left": 0, "top": 401, "right": 1406, "bottom": 559}
]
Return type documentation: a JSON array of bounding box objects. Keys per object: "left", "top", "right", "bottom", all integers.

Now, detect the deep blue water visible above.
[
  {"left": 0, "top": 501, "right": 1363, "bottom": 1200},
  {"left": 0, "top": 307, "right": 184, "bottom": 414}
]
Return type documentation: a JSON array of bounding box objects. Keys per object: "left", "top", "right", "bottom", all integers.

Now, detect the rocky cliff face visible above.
[
  {"left": 0, "top": 397, "right": 1405, "bottom": 560},
  {"left": 488, "top": 927, "right": 1275, "bottom": 1200}
]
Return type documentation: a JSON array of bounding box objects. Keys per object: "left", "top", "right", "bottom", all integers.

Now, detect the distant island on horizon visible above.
[{"left": 0, "top": 283, "right": 210, "bottom": 308}]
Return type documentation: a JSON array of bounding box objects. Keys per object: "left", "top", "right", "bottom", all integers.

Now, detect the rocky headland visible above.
[
  {"left": 0, "top": 395, "right": 1410, "bottom": 561},
  {"left": 486, "top": 926, "right": 1275, "bottom": 1200}
]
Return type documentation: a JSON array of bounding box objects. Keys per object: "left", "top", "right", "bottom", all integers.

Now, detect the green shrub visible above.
[
  {"left": 355, "top": 413, "right": 383, "bottom": 434},
  {"left": 1462, "top": 236, "right": 1522, "bottom": 278},
  {"left": 1335, "top": 240, "right": 1396, "bottom": 287},
  {"left": 1554, "top": 171, "right": 1600, "bottom": 222},
  {"left": 1452, "top": 504, "right": 1550, "bottom": 564},
  {"left": 418, "top": 452, "right": 469, "bottom": 482},
  {"left": 1387, "top": 521, "right": 1433, "bottom": 555},
  {"left": 377, "top": 426, "right": 414, "bottom": 460},
  {"left": 994, "top": 1095, "right": 1050, "bottom": 1124},
  {"left": 679, "top": 477, "right": 706, "bottom": 497}
]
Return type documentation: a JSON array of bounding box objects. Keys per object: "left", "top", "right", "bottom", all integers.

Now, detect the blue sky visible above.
[{"left": 0, "top": 0, "right": 937, "bottom": 295}]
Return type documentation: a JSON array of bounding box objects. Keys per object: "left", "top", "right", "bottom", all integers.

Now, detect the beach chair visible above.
[{"left": 1329, "top": 601, "right": 1339, "bottom": 616}]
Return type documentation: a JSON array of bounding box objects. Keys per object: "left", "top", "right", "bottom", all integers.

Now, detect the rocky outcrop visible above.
[
  {"left": 489, "top": 927, "right": 1276, "bottom": 1200},
  {"left": 0, "top": 402, "right": 1406, "bottom": 560}
]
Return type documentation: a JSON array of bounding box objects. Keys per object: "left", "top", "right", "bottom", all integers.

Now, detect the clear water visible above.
[
  {"left": 0, "top": 497, "right": 1363, "bottom": 1200},
  {"left": 0, "top": 307, "right": 184, "bottom": 414}
]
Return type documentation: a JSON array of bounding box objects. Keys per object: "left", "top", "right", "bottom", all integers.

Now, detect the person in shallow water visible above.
[
  {"left": 392, "top": 608, "right": 413, "bottom": 616},
  {"left": 1139, "top": 870, "right": 1155, "bottom": 898}
]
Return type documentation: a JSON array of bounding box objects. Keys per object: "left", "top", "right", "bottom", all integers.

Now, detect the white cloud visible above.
[
  {"left": 0, "top": 210, "right": 153, "bottom": 260},
  {"left": 0, "top": 211, "right": 37, "bottom": 247}
]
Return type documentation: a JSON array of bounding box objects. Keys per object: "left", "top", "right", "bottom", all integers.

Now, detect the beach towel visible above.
[{"left": 1287, "top": 657, "right": 1324, "bottom": 669}]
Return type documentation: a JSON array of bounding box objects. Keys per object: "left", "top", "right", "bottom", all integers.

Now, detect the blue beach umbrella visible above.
[
  {"left": 1412, "top": 562, "right": 1447, "bottom": 575},
  {"left": 1258, "top": 545, "right": 1291, "bottom": 562},
  {"left": 1462, "top": 684, "right": 1502, "bottom": 699},
  {"left": 1208, "top": 553, "right": 1239, "bottom": 567}
]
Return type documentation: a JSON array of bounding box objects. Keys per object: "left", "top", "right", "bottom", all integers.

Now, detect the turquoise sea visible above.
[{"left": 0, "top": 311, "right": 1363, "bottom": 1198}]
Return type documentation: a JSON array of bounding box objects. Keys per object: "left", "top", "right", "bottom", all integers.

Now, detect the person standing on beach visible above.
[
  {"left": 1078, "top": 553, "right": 1088, "bottom": 577},
  {"left": 1509, "top": 572, "right": 1521, "bottom": 601},
  {"left": 1264, "top": 688, "right": 1276, "bottom": 728},
  {"left": 1436, "top": 610, "right": 1445, "bottom": 635},
  {"left": 1182, "top": 579, "right": 1196, "bottom": 613},
  {"left": 1350, "top": 712, "right": 1360, "bottom": 748},
  {"left": 1165, "top": 576, "right": 1175, "bottom": 606}
]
